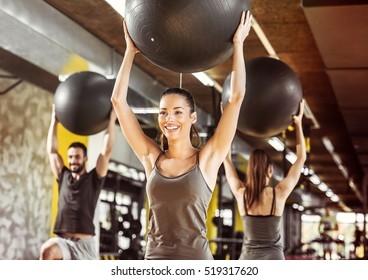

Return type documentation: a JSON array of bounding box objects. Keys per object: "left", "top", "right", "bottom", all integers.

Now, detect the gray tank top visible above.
[
  {"left": 145, "top": 151, "right": 213, "bottom": 260},
  {"left": 239, "top": 187, "right": 284, "bottom": 260}
]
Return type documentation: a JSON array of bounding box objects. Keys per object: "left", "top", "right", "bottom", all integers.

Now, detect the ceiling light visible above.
[
  {"left": 322, "top": 136, "right": 334, "bottom": 153},
  {"left": 138, "top": 171, "right": 146, "bottom": 182},
  {"left": 330, "top": 194, "right": 340, "bottom": 202},
  {"left": 192, "top": 72, "right": 215, "bottom": 87},
  {"left": 302, "top": 166, "right": 314, "bottom": 176},
  {"left": 292, "top": 203, "right": 304, "bottom": 212},
  {"left": 132, "top": 107, "right": 159, "bottom": 114},
  {"left": 347, "top": 178, "right": 364, "bottom": 204},
  {"left": 332, "top": 153, "right": 342, "bottom": 166},
  {"left": 302, "top": 167, "right": 309, "bottom": 176},
  {"left": 322, "top": 137, "right": 362, "bottom": 204},
  {"left": 338, "top": 165, "right": 349, "bottom": 179},
  {"left": 198, "top": 132, "right": 208, "bottom": 138},
  {"left": 348, "top": 178, "right": 360, "bottom": 192},
  {"left": 348, "top": 179, "right": 355, "bottom": 188},
  {"left": 286, "top": 151, "right": 297, "bottom": 164},
  {"left": 268, "top": 137, "right": 285, "bottom": 152},
  {"left": 326, "top": 189, "right": 334, "bottom": 198},
  {"left": 318, "top": 182, "right": 328, "bottom": 192},
  {"left": 309, "top": 174, "right": 321, "bottom": 185}
]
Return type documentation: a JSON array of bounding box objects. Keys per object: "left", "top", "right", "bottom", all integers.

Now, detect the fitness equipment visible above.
[
  {"left": 125, "top": 0, "right": 251, "bottom": 73},
  {"left": 54, "top": 71, "right": 114, "bottom": 135},
  {"left": 222, "top": 57, "right": 303, "bottom": 138}
]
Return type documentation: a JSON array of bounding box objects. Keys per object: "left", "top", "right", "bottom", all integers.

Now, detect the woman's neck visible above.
[
  {"left": 166, "top": 143, "right": 197, "bottom": 159},
  {"left": 166, "top": 137, "right": 196, "bottom": 158}
]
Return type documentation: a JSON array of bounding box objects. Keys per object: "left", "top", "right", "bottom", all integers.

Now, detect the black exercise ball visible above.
[
  {"left": 125, "top": 0, "right": 251, "bottom": 73},
  {"left": 222, "top": 57, "right": 303, "bottom": 138},
  {"left": 54, "top": 71, "right": 114, "bottom": 136}
]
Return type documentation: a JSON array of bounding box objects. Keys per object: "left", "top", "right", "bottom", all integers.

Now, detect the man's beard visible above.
[{"left": 70, "top": 163, "right": 85, "bottom": 174}]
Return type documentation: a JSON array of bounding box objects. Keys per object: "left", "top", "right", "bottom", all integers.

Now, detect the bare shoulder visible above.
[
  {"left": 274, "top": 181, "right": 290, "bottom": 201},
  {"left": 141, "top": 147, "right": 162, "bottom": 176},
  {"left": 198, "top": 138, "right": 221, "bottom": 165},
  {"left": 234, "top": 185, "right": 245, "bottom": 200},
  {"left": 198, "top": 144, "right": 217, "bottom": 171}
]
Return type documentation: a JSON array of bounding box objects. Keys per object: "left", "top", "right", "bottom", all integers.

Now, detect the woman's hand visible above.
[
  {"left": 293, "top": 99, "right": 305, "bottom": 127},
  {"left": 123, "top": 20, "right": 139, "bottom": 54},
  {"left": 233, "top": 10, "right": 252, "bottom": 45}
]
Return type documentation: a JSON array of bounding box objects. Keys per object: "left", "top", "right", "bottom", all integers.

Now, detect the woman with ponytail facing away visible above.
[{"left": 224, "top": 100, "right": 306, "bottom": 260}]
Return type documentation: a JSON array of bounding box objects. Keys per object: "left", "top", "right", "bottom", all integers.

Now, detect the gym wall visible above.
[{"left": 0, "top": 78, "right": 54, "bottom": 259}]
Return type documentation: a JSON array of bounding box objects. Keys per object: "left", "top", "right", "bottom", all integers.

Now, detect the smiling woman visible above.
[
  {"left": 157, "top": 87, "right": 201, "bottom": 151},
  {"left": 111, "top": 10, "right": 252, "bottom": 260}
]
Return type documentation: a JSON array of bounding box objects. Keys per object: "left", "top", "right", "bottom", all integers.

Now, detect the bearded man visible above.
[{"left": 39, "top": 106, "right": 116, "bottom": 260}]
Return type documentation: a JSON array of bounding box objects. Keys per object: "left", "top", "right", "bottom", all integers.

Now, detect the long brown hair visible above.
[
  {"left": 245, "top": 149, "right": 273, "bottom": 208},
  {"left": 157, "top": 87, "right": 201, "bottom": 150}
]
